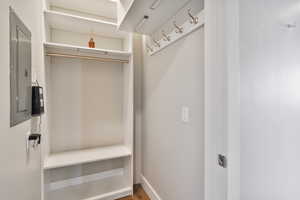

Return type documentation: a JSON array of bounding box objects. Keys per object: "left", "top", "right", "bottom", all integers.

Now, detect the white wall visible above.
[
  {"left": 240, "top": 1, "right": 300, "bottom": 199},
  {"left": 50, "top": 29, "right": 124, "bottom": 51},
  {"left": 133, "top": 34, "right": 143, "bottom": 184},
  {"left": 0, "top": 0, "right": 43, "bottom": 199},
  {"left": 46, "top": 57, "right": 124, "bottom": 153},
  {"left": 141, "top": 27, "right": 205, "bottom": 200}
]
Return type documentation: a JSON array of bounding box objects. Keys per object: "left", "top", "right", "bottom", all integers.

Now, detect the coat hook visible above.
[
  {"left": 173, "top": 21, "right": 183, "bottom": 34},
  {"left": 188, "top": 8, "right": 198, "bottom": 24},
  {"left": 152, "top": 38, "right": 161, "bottom": 48},
  {"left": 162, "top": 30, "right": 171, "bottom": 42},
  {"left": 146, "top": 44, "right": 153, "bottom": 52},
  {"left": 284, "top": 23, "right": 296, "bottom": 28}
]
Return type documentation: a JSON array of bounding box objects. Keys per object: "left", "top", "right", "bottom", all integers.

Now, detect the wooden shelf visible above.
[
  {"left": 45, "top": 10, "right": 127, "bottom": 39},
  {"left": 44, "top": 145, "right": 132, "bottom": 170},
  {"left": 44, "top": 42, "right": 131, "bottom": 61},
  {"left": 118, "top": 0, "right": 191, "bottom": 34}
]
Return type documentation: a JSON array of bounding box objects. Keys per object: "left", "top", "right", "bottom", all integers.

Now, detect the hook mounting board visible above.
[{"left": 148, "top": 10, "right": 205, "bottom": 56}]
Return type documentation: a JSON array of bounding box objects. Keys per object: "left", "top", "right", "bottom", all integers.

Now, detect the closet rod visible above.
[{"left": 46, "top": 53, "right": 129, "bottom": 64}]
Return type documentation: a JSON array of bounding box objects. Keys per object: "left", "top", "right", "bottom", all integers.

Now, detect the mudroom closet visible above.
[
  {"left": 42, "top": 0, "right": 133, "bottom": 199},
  {"left": 40, "top": 0, "right": 205, "bottom": 199}
]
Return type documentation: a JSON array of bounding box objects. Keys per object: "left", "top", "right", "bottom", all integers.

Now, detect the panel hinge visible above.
[{"left": 218, "top": 154, "right": 227, "bottom": 168}]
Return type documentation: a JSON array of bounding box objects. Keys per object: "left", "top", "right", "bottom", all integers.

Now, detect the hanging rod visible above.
[{"left": 46, "top": 53, "right": 129, "bottom": 64}]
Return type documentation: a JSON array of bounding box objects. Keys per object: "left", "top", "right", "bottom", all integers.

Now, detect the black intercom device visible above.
[{"left": 32, "top": 86, "right": 44, "bottom": 116}]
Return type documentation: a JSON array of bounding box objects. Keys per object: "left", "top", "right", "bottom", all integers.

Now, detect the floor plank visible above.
[{"left": 117, "top": 185, "right": 150, "bottom": 200}]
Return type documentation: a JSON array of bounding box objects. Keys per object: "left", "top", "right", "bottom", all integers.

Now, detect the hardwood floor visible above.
[{"left": 117, "top": 185, "right": 150, "bottom": 200}]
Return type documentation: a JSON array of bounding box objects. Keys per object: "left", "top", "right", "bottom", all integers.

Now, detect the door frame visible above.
[{"left": 204, "top": 0, "right": 240, "bottom": 199}]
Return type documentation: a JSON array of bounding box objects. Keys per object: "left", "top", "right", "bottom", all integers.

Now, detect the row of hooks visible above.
[{"left": 146, "top": 8, "right": 199, "bottom": 53}]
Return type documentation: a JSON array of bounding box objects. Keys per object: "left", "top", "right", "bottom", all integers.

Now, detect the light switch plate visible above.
[{"left": 181, "top": 106, "right": 189, "bottom": 123}]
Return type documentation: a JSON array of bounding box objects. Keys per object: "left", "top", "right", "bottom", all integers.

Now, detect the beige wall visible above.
[
  {"left": 47, "top": 57, "right": 125, "bottom": 153},
  {"left": 141, "top": 27, "right": 205, "bottom": 199},
  {"left": 0, "top": 0, "right": 43, "bottom": 199}
]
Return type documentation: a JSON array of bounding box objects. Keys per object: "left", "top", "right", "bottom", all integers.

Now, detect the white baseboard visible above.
[
  {"left": 140, "top": 175, "right": 162, "bottom": 200},
  {"left": 48, "top": 168, "right": 124, "bottom": 191},
  {"left": 83, "top": 187, "right": 132, "bottom": 200}
]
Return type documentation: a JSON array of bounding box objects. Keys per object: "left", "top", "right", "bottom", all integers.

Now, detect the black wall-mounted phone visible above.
[{"left": 32, "top": 86, "right": 44, "bottom": 116}]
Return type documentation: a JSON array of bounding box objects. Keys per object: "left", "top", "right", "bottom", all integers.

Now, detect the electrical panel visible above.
[{"left": 10, "top": 7, "right": 32, "bottom": 127}]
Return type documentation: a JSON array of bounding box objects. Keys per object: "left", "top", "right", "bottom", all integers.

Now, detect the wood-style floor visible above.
[{"left": 118, "top": 185, "right": 150, "bottom": 200}]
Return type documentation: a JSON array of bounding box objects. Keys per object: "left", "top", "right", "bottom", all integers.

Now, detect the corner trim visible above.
[{"left": 140, "top": 175, "right": 162, "bottom": 200}]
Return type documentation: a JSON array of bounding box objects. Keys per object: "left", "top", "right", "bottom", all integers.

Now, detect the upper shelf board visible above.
[
  {"left": 44, "top": 145, "right": 132, "bottom": 170},
  {"left": 118, "top": 0, "right": 191, "bottom": 34},
  {"left": 47, "top": 0, "right": 118, "bottom": 22},
  {"left": 44, "top": 10, "right": 128, "bottom": 39},
  {"left": 44, "top": 42, "right": 131, "bottom": 60}
]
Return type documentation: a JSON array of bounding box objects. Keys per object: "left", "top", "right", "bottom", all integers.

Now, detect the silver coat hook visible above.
[
  {"left": 173, "top": 21, "right": 183, "bottom": 34},
  {"left": 152, "top": 38, "right": 161, "bottom": 48},
  {"left": 188, "top": 8, "right": 198, "bottom": 24},
  {"left": 146, "top": 44, "right": 153, "bottom": 52},
  {"left": 285, "top": 23, "right": 296, "bottom": 28},
  {"left": 162, "top": 30, "right": 171, "bottom": 42}
]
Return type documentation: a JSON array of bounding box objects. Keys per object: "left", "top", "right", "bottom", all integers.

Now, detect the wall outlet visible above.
[
  {"left": 26, "top": 131, "right": 31, "bottom": 154},
  {"left": 181, "top": 106, "right": 190, "bottom": 123}
]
